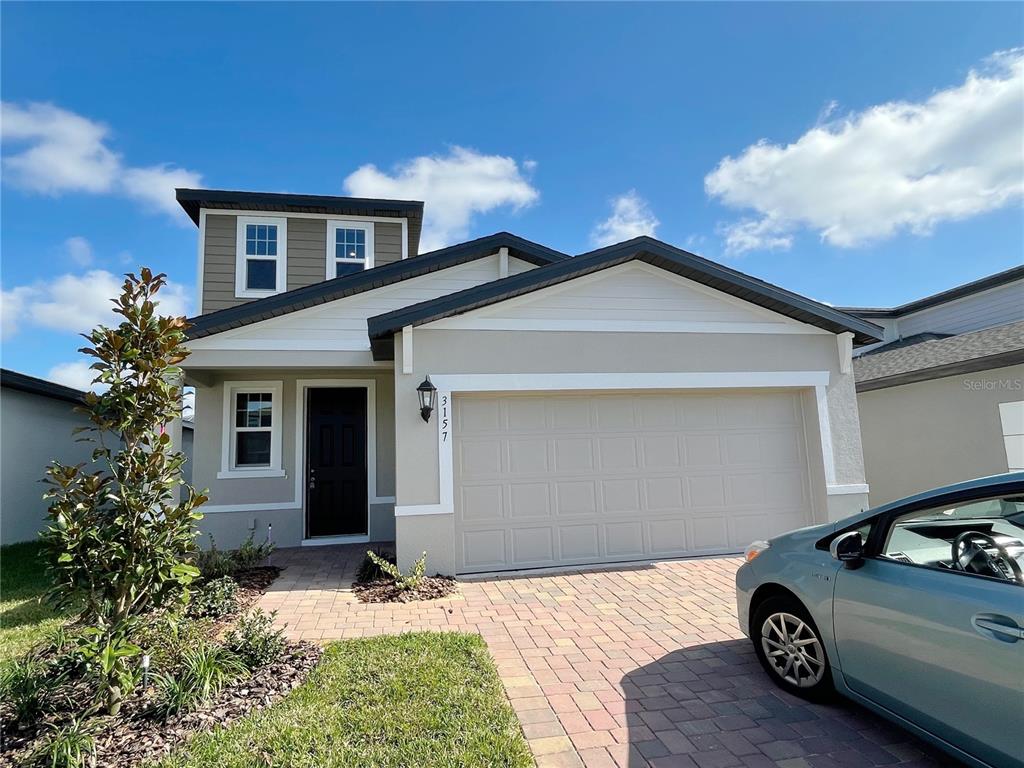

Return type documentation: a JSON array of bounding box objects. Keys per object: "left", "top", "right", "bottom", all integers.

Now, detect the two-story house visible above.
[
  {"left": 178, "top": 188, "right": 881, "bottom": 574},
  {"left": 844, "top": 267, "right": 1024, "bottom": 504}
]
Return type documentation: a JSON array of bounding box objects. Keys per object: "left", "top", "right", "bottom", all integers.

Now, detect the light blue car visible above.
[{"left": 736, "top": 472, "right": 1024, "bottom": 768}]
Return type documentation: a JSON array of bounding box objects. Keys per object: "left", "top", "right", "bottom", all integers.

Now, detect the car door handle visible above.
[{"left": 972, "top": 614, "right": 1024, "bottom": 641}]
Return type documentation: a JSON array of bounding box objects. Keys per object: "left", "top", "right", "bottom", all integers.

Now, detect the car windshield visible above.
[{"left": 882, "top": 496, "right": 1024, "bottom": 583}]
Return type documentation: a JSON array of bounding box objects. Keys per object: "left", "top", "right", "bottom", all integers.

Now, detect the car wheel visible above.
[{"left": 751, "top": 595, "right": 834, "bottom": 701}]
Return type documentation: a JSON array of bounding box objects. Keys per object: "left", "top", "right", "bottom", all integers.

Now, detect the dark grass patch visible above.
[{"left": 157, "top": 633, "right": 532, "bottom": 768}]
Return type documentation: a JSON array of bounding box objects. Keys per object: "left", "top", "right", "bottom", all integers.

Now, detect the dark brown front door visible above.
[{"left": 306, "top": 388, "right": 367, "bottom": 537}]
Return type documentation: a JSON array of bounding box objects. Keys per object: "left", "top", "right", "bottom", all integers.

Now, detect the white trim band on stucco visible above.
[
  {"left": 826, "top": 484, "right": 870, "bottom": 496},
  {"left": 394, "top": 370, "right": 836, "bottom": 518}
]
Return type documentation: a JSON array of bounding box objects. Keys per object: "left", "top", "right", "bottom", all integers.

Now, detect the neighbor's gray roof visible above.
[
  {"left": 175, "top": 188, "right": 426, "bottom": 257},
  {"left": 0, "top": 369, "right": 86, "bottom": 405},
  {"left": 187, "top": 232, "right": 568, "bottom": 340},
  {"left": 367, "top": 236, "right": 884, "bottom": 359},
  {"left": 854, "top": 320, "right": 1024, "bottom": 391}
]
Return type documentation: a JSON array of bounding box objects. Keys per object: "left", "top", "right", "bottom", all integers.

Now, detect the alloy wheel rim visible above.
[{"left": 760, "top": 612, "right": 825, "bottom": 688}]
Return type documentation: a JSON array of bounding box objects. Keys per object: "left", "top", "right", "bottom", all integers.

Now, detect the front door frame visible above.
[{"left": 296, "top": 379, "right": 378, "bottom": 544}]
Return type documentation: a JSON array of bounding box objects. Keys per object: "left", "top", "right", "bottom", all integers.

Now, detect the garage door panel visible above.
[
  {"left": 460, "top": 485, "right": 504, "bottom": 522},
  {"left": 598, "top": 436, "right": 638, "bottom": 469},
  {"left": 684, "top": 434, "right": 722, "bottom": 465},
  {"left": 560, "top": 524, "right": 600, "bottom": 559},
  {"left": 512, "top": 527, "right": 554, "bottom": 564},
  {"left": 508, "top": 482, "right": 551, "bottom": 519},
  {"left": 555, "top": 480, "right": 598, "bottom": 516},
  {"left": 454, "top": 391, "right": 813, "bottom": 573},
  {"left": 602, "top": 478, "right": 641, "bottom": 513},
  {"left": 508, "top": 438, "right": 549, "bottom": 474}
]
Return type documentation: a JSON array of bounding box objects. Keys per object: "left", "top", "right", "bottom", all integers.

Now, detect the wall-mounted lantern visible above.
[{"left": 417, "top": 376, "right": 437, "bottom": 423}]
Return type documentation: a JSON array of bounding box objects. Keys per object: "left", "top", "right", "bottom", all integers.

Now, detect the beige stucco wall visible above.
[
  {"left": 394, "top": 329, "right": 868, "bottom": 572},
  {"left": 1, "top": 389, "right": 96, "bottom": 544},
  {"left": 858, "top": 364, "right": 1024, "bottom": 505},
  {"left": 190, "top": 369, "right": 395, "bottom": 548}
]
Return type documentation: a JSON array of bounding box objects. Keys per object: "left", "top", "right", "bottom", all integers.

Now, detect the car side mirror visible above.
[{"left": 830, "top": 531, "right": 864, "bottom": 566}]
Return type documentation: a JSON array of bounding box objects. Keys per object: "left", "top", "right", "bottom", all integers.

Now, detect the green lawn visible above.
[
  {"left": 0, "top": 541, "right": 68, "bottom": 663},
  {"left": 160, "top": 632, "right": 532, "bottom": 768}
]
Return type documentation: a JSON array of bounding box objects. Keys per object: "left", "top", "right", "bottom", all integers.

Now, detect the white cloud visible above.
[
  {"left": 590, "top": 190, "right": 660, "bottom": 247},
  {"left": 343, "top": 146, "right": 539, "bottom": 252},
  {"left": 3, "top": 269, "right": 190, "bottom": 339},
  {"left": 48, "top": 361, "right": 101, "bottom": 392},
  {"left": 1, "top": 286, "right": 34, "bottom": 340},
  {"left": 64, "top": 236, "right": 93, "bottom": 267},
  {"left": 705, "top": 49, "right": 1024, "bottom": 254},
  {"left": 1, "top": 102, "right": 202, "bottom": 221},
  {"left": 122, "top": 165, "right": 203, "bottom": 217}
]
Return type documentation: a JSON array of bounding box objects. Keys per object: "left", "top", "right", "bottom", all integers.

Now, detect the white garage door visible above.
[{"left": 453, "top": 390, "right": 814, "bottom": 573}]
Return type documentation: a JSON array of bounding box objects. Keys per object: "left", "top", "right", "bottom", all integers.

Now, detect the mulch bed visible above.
[
  {"left": 0, "top": 565, "right": 326, "bottom": 768},
  {"left": 352, "top": 575, "right": 458, "bottom": 603}
]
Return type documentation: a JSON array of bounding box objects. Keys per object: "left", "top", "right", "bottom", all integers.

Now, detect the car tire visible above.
[{"left": 751, "top": 595, "right": 834, "bottom": 702}]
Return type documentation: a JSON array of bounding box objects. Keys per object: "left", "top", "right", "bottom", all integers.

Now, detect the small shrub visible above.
[
  {"left": 365, "top": 550, "right": 427, "bottom": 591},
  {"left": 195, "top": 533, "right": 273, "bottom": 580},
  {"left": 153, "top": 641, "right": 246, "bottom": 717},
  {"left": 29, "top": 717, "right": 96, "bottom": 768},
  {"left": 131, "top": 611, "right": 211, "bottom": 672},
  {"left": 225, "top": 609, "right": 286, "bottom": 669},
  {"left": 231, "top": 533, "right": 274, "bottom": 571},
  {"left": 0, "top": 656, "right": 62, "bottom": 724},
  {"left": 187, "top": 576, "right": 239, "bottom": 619},
  {"left": 356, "top": 547, "right": 395, "bottom": 582}
]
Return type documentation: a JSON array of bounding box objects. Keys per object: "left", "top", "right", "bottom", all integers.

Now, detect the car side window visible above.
[{"left": 880, "top": 496, "right": 1024, "bottom": 585}]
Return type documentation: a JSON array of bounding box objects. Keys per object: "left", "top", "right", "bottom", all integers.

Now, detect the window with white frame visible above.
[
  {"left": 220, "top": 382, "right": 284, "bottom": 478},
  {"left": 327, "top": 220, "right": 374, "bottom": 278},
  {"left": 236, "top": 217, "right": 287, "bottom": 298}
]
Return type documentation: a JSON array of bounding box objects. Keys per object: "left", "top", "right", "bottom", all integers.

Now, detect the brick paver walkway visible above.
[{"left": 260, "top": 545, "right": 952, "bottom": 768}]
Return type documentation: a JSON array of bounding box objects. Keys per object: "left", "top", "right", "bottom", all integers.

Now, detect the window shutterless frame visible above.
[
  {"left": 326, "top": 220, "right": 374, "bottom": 278},
  {"left": 235, "top": 216, "right": 288, "bottom": 299},
  {"left": 219, "top": 381, "right": 285, "bottom": 479}
]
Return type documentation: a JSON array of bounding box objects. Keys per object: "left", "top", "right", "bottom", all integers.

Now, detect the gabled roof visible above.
[
  {"left": 366, "top": 236, "right": 884, "bottom": 359},
  {"left": 1, "top": 369, "right": 86, "bottom": 405},
  {"left": 187, "top": 232, "right": 568, "bottom": 340},
  {"left": 854, "top": 320, "right": 1024, "bottom": 391},
  {"left": 841, "top": 264, "right": 1024, "bottom": 319},
  {"left": 175, "top": 188, "right": 426, "bottom": 256}
]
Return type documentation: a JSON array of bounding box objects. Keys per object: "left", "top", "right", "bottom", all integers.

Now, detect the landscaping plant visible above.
[
  {"left": 225, "top": 609, "right": 286, "bottom": 669},
  {"left": 365, "top": 550, "right": 427, "bottom": 591},
  {"left": 40, "top": 269, "right": 207, "bottom": 715},
  {"left": 153, "top": 641, "right": 246, "bottom": 716},
  {"left": 28, "top": 717, "right": 96, "bottom": 768},
  {"left": 187, "top": 576, "right": 239, "bottom": 619}
]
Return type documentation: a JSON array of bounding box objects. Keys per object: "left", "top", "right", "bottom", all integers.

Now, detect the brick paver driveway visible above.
[{"left": 260, "top": 545, "right": 952, "bottom": 768}]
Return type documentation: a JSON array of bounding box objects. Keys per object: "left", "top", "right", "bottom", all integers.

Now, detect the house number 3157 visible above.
[{"left": 440, "top": 395, "right": 449, "bottom": 442}]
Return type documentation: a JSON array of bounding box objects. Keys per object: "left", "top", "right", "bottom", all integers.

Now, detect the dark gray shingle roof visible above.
[
  {"left": 1, "top": 369, "right": 86, "bottom": 404},
  {"left": 854, "top": 321, "right": 1024, "bottom": 391}
]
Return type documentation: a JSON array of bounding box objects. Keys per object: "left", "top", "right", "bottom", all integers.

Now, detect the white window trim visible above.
[
  {"left": 219, "top": 380, "right": 285, "bottom": 479},
  {"left": 326, "top": 220, "right": 375, "bottom": 278},
  {"left": 235, "top": 216, "right": 288, "bottom": 299}
]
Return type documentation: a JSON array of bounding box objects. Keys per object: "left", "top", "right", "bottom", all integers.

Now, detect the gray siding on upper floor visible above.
[
  {"left": 287, "top": 218, "right": 327, "bottom": 291},
  {"left": 375, "top": 222, "right": 403, "bottom": 265},
  {"left": 896, "top": 279, "right": 1024, "bottom": 338},
  {"left": 200, "top": 214, "right": 408, "bottom": 315},
  {"left": 201, "top": 214, "right": 238, "bottom": 314}
]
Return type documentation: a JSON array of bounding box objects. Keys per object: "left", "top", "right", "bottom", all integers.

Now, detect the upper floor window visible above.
[
  {"left": 236, "top": 216, "right": 287, "bottom": 298},
  {"left": 327, "top": 220, "right": 374, "bottom": 278}
]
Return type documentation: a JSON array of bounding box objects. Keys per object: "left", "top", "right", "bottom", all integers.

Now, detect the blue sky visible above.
[{"left": 2, "top": 2, "right": 1022, "bottom": 388}]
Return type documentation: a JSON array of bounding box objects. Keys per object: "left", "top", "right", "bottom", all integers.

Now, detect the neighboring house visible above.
[
  {"left": 0, "top": 370, "right": 90, "bottom": 544},
  {"left": 178, "top": 188, "right": 881, "bottom": 574},
  {"left": 845, "top": 266, "right": 1024, "bottom": 505}
]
